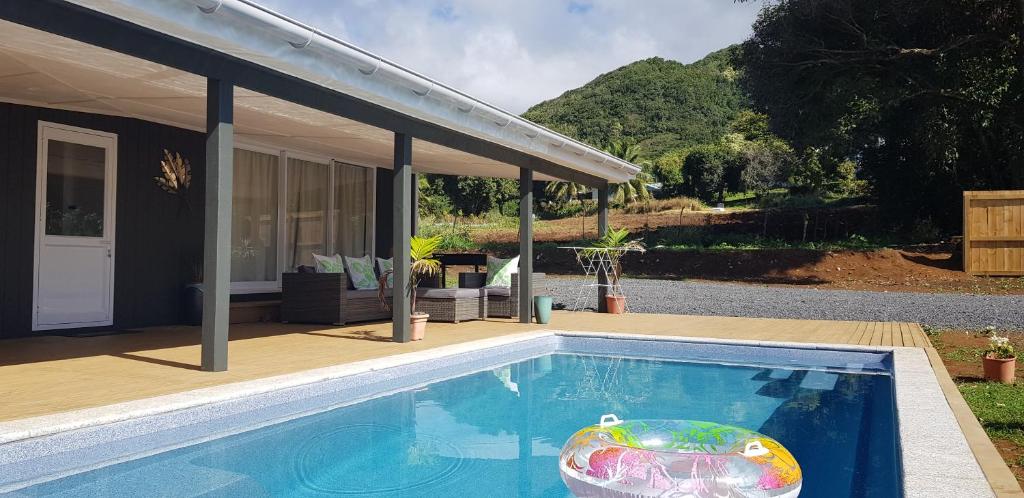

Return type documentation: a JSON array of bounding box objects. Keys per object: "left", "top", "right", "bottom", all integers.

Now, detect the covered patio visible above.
[{"left": 0, "top": 0, "right": 638, "bottom": 371}]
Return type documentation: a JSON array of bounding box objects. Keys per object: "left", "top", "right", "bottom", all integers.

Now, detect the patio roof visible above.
[
  {"left": 0, "top": 1, "right": 609, "bottom": 364},
  {"left": 0, "top": 0, "right": 641, "bottom": 184}
]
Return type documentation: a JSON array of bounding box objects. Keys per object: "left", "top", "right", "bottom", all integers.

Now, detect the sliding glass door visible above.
[
  {"left": 285, "top": 157, "right": 330, "bottom": 270},
  {"left": 231, "top": 149, "right": 279, "bottom": 287},
  {"left": 230, "top": 146, "right": 374, "bottom": 291},
  {"left": 333, "top": 162, "right": 373, "bottom": 259}
]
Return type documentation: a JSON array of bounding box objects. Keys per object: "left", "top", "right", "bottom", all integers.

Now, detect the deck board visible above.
[{"left": 0, "top": 311, "right": 924, "bottom": 422}]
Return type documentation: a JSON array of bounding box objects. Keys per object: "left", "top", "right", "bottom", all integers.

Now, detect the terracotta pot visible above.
[
  {"left": 410, "top": 313, "right": 429, "bottom": 341},
  {"left": 605, "top": 295, "right": 626, "bottom": 314},
  {"left": 983, "top": 355, "right": 1016, "bottom": 384}
]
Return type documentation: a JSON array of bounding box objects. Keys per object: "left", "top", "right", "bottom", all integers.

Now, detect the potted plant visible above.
[
  {"left": 379, "top": 235, "right": 442, "bottom": 341},
  {"left": 588, "top": 227, "right": 645, "bottom": 314},
  {"left": 983, "top": 331, "right": 1016, "bottom": 384}
]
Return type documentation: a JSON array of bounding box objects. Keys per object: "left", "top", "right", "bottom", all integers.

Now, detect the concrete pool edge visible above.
[
  {"left": 921, "top": 346, "right": 1024, "bottom": 497},
  {"left": 0, "top": 330, "right": 1003, "bottom": 497}
]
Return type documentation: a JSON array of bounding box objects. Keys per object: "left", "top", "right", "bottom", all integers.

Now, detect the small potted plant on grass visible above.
[
  {"left": 379, "top": 235, "right": 442, "bottom": 341},
  {"left": 587, "top": 227, "right": 645, "bottom": 314},
  {"left": 983, "top": 331, "right": 1016, "bottom": 384}
]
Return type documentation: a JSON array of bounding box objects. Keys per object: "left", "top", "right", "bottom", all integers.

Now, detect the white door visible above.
[{"left": 33, "top": 123, "right": 117, "bottom": 330}]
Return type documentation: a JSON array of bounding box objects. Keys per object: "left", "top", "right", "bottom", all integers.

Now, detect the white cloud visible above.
[{"left": 258, "top": 0, "right": 762, "bottom": 113}]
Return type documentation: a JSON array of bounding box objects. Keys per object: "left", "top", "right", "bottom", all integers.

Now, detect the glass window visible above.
[
  {"left": 231, "top": 149, "right": 279, "bottom": 282},
  {"left": 285, "top": 157, "right": 330, "bottom": 270},
  {"left": 45, "top": 140, "right": 106, "bottom": 237},
  {"left": 334, "top": 163, "right": 372, "bottom": 258}
]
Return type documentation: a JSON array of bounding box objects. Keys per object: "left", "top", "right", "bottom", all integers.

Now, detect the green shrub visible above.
[
  {"left": 418, "top": 222, "right": 477, "bottom": 251},
  {"left": 619, "top": 196, "right": 706, "bottom": 214}
]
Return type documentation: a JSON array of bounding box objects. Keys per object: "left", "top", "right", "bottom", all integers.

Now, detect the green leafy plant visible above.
[
  {"left": 587, "top": 227, "right": 646, "bottom": 296},
  {"left": 379, "top": 235, "right": 442, "bottom": 314}
]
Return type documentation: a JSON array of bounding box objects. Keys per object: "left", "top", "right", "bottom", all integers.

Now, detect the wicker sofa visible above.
[
  {"left": 281, "top": 272, "right": 392, "bottom": 325},
  {"left": 281, "top": 272, "right": 490, "bottom": 325},
  {"left": 458, "top": 272, "right": 545, "bottom": 319}
]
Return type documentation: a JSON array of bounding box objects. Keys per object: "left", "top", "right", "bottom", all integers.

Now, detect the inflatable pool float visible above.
[{"left": 560, "top": 414, "right": 802, "bottom": 498}]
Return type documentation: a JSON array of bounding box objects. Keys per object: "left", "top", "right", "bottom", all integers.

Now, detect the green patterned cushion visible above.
[
  {"left": 312, "top": 253, "right": 344, "bottom": 273},
  {"left": 485, "top": 255, "right": 519, "bottom": 287},
  {"left": 376, "top": 257, "right": 394, "bottom": 288},
  {"left": 343, "top": 255, "right": 378, "bottom": 290}
]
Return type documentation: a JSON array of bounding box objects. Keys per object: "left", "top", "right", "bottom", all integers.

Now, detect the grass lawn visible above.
[{"left": 931, "top": 330, "right": 1024, "bottom": 486}]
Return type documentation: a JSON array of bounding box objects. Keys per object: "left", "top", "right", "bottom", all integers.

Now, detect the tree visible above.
[
  {"left": 740, "top": 142, "right": 787, "bottom": 198},
  {"left": 438, "top": 176, "right": 518, "bottom": 216},
  {"left": 738, "top": 0, "right": 1024, "bottom": 230},
  {"left": 544, "top": 180, "right": 590, "bottom": 204},
  {"left": 417, "top": 175, "right": 452, "bottom": 218},
  {"left": 603, "top": 141, "right": 653, "bottom": 205},
  {"left": 651, "top": 149, "right": 688, "bottom": 198},
  {"left": 683, "top": 144, "right": 731, "bottom": 203}
]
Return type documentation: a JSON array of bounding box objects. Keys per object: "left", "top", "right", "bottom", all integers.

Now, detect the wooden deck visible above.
[{"left": 0, "top": 311, "right": 926, "bottom": 422}]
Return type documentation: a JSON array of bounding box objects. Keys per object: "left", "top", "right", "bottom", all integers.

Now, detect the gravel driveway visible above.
[{"left": 542, "top": 276, "right": 1024, "bottom": 330}]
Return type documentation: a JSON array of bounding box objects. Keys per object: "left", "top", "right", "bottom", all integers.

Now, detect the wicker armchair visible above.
[{"left": 458, "top": 272, "right": 545, "bottom": 319}]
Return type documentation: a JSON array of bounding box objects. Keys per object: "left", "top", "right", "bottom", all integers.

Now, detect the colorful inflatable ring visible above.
[{"left": 560, "top": 414, "right": 802, "bottom": 498}]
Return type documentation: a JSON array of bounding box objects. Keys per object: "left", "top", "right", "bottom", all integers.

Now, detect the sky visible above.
[{"left": 258, "top": 1, "right": 763, "bottom": 114}]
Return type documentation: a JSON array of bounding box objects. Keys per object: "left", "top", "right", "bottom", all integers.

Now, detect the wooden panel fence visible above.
[{"left": 963, "top": 191, "right": 1024, "bottom": 276}]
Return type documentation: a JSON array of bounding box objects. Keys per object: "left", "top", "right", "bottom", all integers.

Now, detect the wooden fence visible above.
[{"left": 963, "top": 191, "right": 1024, "bottom": 275}]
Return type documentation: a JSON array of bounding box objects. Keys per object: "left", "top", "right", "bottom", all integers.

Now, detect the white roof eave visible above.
[{"left": 65, "top": 0, "right": 640, "bottom": 184}]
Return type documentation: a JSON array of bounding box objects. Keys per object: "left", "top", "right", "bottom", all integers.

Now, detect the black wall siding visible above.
[
  {"left": 375, "top": 167, "right": 394, "bottom": 258},
  {"left": 0, "top": 103, "right": 206, "bottom": 338},
  {"left": 0, "top": 103, "right": 37, "bottom": 337}
]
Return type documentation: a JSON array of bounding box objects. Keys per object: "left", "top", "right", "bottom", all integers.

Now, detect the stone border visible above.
[
  {"left": 892, "top": 347, "right": 994, "bottom": 497},
  {"left": 921, "top": 347, "right": 1024, "bottom": 497},
  {"left": 0, "top": 330, "right": 1000, "bottom": 497}
]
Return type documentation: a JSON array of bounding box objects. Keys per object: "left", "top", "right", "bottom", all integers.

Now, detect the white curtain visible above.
[
  {"left": 334, "top": 163, "right": 371, "bottom": 257},
  {"left": 286, "top": 158, "right": 329, "bottom": 270},
  {"left": 231, "top": 149, "right": 279, "bottom": 282}
]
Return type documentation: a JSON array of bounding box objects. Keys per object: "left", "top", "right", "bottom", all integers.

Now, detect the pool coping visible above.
[{"left": 0, "top": 330, "right": 1002, "bottom": 497}]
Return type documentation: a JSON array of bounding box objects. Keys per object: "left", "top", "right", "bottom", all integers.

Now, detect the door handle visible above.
[{"left": 107, "top": 248, "right": 112, "bottom": 258}]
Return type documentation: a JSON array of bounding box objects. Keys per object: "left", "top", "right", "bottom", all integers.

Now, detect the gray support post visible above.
[
  {"left": 411, "top": 173, "right": 419, "bottom": 236},
  {"left": 597, "top": 186, "right": 609, "bottom": 313},
  {"left": 392, "top": 133, "right": 413, "bottom": 342},
  {"left": 201, "top": 78, "right": 233, "bottom": 372},
  {"left": 519, "top": 168, "right": 533, "bottom": 323}
]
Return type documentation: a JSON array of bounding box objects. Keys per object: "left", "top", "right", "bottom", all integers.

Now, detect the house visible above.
[{"left": 0, "top": 0, "right": 639, "bottom": 370}]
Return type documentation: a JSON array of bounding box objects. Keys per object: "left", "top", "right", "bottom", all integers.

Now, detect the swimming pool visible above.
[{"left": 0, "top": 332, "right": 992, "bottom": 497}]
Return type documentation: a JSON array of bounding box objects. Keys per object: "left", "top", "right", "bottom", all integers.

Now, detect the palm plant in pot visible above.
[
  {"left": 379, "top": 235, "right": 442, "bottom": 341},
  {"left": 587, "top": 227, "right": 645, "bottom": 314},
  {"left": 983, "top": 331, "right": 1016, "bottom": 384}
]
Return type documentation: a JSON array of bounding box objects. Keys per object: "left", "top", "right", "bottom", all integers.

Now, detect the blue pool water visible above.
[{"left": 15, "top": 354, "right": 900, "bottom": 497}]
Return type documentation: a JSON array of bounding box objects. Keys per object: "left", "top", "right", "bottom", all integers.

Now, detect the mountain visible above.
[{"left": 522, "top": 46, "right": 749, "bottom": 161}]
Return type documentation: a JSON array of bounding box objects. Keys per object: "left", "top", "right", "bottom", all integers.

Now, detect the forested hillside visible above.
[{"left": 522, "top": 47, "right": 749, "bottom": 161}]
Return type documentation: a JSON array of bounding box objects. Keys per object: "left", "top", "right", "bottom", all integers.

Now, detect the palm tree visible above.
[
  {"left": 544, "top": 180, "right": 590, "bottom": 204},
  {"left": 604, "top": 141, "right": 653, "bottom": 206},
  {"left": 545, "top": 180, "right": 594, "bottom": 237}
]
